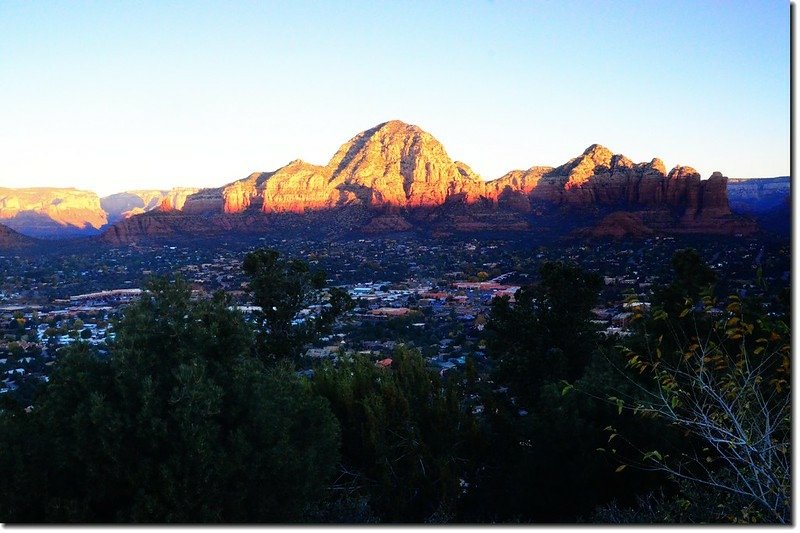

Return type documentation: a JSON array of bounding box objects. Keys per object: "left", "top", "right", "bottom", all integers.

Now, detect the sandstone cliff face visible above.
[
  {"left": 262, "top": 161, "right": 338, "bottom": 213},
  {"left": 535, "top": 145, "right": 669, "bottom": 206},
  {"left": 727, "top": 176, "right": 790, "bottom": 215},
  {"left": 181, "top": 187, "right": 226, "bottom": 214},
  {"left": 0, "top": 188, "right": 107, "bottom": 238},
  {"left": 159, "top": 188, "right": 199, "bottom": 212},
  {"left": 101, "top": 188, "right": 199, "bottom": 222},
  {"left": 698, "top": 172, "right": 731, "bottom": 218},
  {"left": 489, "top": 167, "right": 552, "bottom": 197},
  {"left": 162, "top": 122, "right": 734, "bottom": 220},
  {"left": 100, "top": 120, "right": 748, "bottom": 241},
  {"left": 178, "top": 120, "right": 492, "bottom": 215},
  {"left": 220, "top": 173, "right": 269, "bottom": 214},
  {"left": 327, "top": 121, "right": 485, "bottom": 208}
]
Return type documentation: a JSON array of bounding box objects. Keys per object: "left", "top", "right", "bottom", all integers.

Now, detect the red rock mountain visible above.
[
  {"left": 173, "top": 121, "right": 734, "bottom": 217},
  {"left": 97, "top": 120, "right": 755, "bottom": 241},
  {"left": 179, "top": 121, "right": 487, "bottom": 214}
]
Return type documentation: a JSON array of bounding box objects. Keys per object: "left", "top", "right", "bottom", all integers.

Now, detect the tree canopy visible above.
[
  {"left": 243, "top": 249, "right": 352, "bottom": 364},
  {"left": 0, "top": 276, "right": 340, "bottom": 523}
]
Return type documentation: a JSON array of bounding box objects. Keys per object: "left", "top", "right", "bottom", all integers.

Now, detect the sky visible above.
[{"left": 0, "top": 0, "right": 790, "bottom": 197}]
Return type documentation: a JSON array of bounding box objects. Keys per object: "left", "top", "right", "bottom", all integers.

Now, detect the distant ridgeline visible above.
[
  {"left": 727, "top": 177, "right": 790, "bottom": 236},
  {"left": 0, "top": 121, "right": 788, "bottom": 245}
]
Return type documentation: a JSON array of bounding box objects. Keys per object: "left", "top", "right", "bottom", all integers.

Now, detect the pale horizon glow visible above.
[{"left": 0, "top": 1, "right": 789, "bottom": 198}]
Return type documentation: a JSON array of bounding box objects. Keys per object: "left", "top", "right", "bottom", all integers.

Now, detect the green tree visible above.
[
  {"left": 312, "top": 348, "right": 478, "bottom": 522},
  {"left": 243, "top": 249, "right": 353, "bottom": 364},
  {"left": 458, "top": 344, "right": 669, "bottom": 523},
  {"left": 467, "top": 262, "right": 674, "bottom": 523},
  {"left": 485, "top": 261, "right": 602, "bottom": 407},
  {"left": 594, "top": 250, "right": 790, "bottom": 523},
  {"left": 652, "top": 248, "right": 717, "bottom": 315},
  {"left": 0, "top": 277, "right": 340, "bottom": 523}
]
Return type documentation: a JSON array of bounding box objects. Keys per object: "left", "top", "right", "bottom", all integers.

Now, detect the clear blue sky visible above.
[{"left": 0, "top": 0, "right": 790, "bottom": 196}]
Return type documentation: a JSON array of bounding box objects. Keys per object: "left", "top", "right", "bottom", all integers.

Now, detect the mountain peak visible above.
[
  {"left": 581, "top": 143, "right": 614, "bottom": 160},
  {"left": 649, "top": 158, "right": 666, "bottom": 175},
  {"left": 375, "top": 119, "right": 420, "bottom": 133},
  {"left": 324, "top": 119, "right": 476, "bottom": 207}
]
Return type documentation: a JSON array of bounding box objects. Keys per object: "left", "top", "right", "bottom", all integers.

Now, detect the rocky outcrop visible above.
[
  {"left": 531, "top": 145, "right": 669, "bottom": 207},
  {"left": 178, "top": 121, "right": 489, "bottom": 215},
  {"left": 217, "top": 172, "right": 271, "bottom": 213},
  {"left": 0, "top": 223, "right": 34, "bottom": 248},
  {"left": 263, "top": 162, "right": 337, "bottom": 213},
  {"left": 181, "top": 187, "right": 226, "bottom": 214},
  {"left": 0, "top": 188, "right": 107, "bottom": 238},
  {"left": 490, "top": 167, "right": 552, "bottom": 195},
  {"left": 698, "top": 172, "right": 731, "bottom": 218},
  {"left": 328, "top": 121, "right": 488, "bottom": 208}
]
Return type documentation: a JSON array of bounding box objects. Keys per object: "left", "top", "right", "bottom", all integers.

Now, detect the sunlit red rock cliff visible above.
[
  {"left": 166, "top": 121, "right": 734, "bottom": 217},
  {"left": 0, "top": 120, "right": 758, "bottom": 242},
  {"left": 0, "top": 188, "right": 108, "bottom": 238},
  {"left": 101, "top": 120, "right": 753, "bottom": 242}
]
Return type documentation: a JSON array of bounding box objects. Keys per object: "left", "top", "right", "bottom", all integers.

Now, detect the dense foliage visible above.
[
  {"left": 313, "top": 348, "right": 479, "bottom": 522},
  {"left": 0, "top": 274, "right": 341, "bottom": 523},
  {"left": 612, "top": 280, "right": 791, "bottom": 521},
  {"left": 0, "top": 248, "right": 789, "bottom": 524},
  {"left": 243, "top": 248, "right": 353, "bottom": 363}
]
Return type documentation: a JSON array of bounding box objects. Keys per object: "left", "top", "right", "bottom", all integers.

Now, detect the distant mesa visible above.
[
  {"left": 0, "top": 187, "right": 202, "bottom": 239},
  {"left": 0, "top": 188, "right": 107, "bottom": 239},
  {"left": 726, "top": 176, "right": 790, "bottom": 236},
  {"left": 727, "top": 176, "right": 790, "bottom": 214}
]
